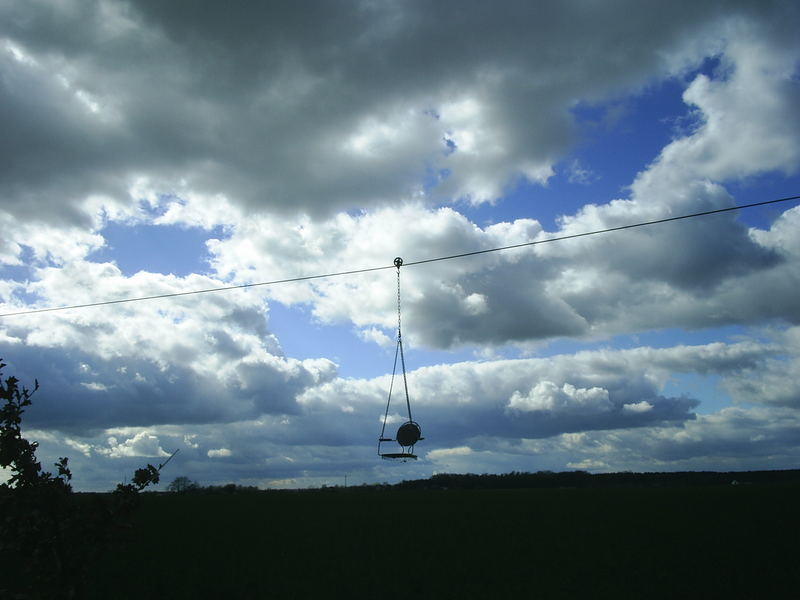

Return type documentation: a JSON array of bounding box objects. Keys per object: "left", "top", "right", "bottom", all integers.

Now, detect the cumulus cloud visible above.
[
  {"left": 2, "top": 0, "right": 794, "bottom": 232},
  {"left": 720, "top": 326, "right": 800, "bottom": 408},
  {"left": 296, "top": 340, "right": 786, "bottom": 450},
  {"left": 202, "top": 196, "right": 800, "bottom": 351},
  {"left": 623, "top": 401, "right": 654, "bottom": 414},
  {"left": 13, "top": 334, "right": 796, "bottom": 490},
  {"left": 357, "top": 327, "right": 394, "bottom": 348},
  {"left": 507, "top": 382, "right": 612, "bottom": 414},
  {"left": 425, "top": 402, "right": 800, "bottom": 476},
  {"left": 561, "top": 405, "right": 800, "bottom": 472},
  {"left": 198, "top": 21, "right": 800, "bottom": 348},
  {"left": 0, "top": 263, "right": 337, "bottom": 433},
  {"left": 207, "top": 448, "right": 232, "bottom": 458},
  {"left": 110, "top": 433, "right": 167, "bottom": 458}
]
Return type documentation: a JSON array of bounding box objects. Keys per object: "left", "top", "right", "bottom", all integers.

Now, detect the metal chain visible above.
[
  {"left": 394, "top": 257, "right": 403, "bottom": 337},
  {"left": 395, "top": 258, "right": 413, "bottom": 423},
  {"left": 396, "top": 264, "right": 402, "bottom": 339}
]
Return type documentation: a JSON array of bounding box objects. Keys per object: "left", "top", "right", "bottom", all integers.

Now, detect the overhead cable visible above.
[{"left": 0, "top": 194, "right": 797, "bottom": 318}]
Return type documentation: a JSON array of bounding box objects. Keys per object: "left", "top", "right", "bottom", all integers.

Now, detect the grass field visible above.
[{"left": 86, "top": 483, "right": 800, "bottom": 599}]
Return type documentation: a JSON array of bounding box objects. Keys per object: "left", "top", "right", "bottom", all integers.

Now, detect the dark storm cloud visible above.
[
  {"left": 411, "top": 259, "right": 588, "bottom": 347},
  {"left": 2, "top": 342, "right": 327, "bottom": 434},
  {"left": 12, "top": 336, "right": 794, "bottom": 490},
  {"left": 597, "top": 406, "right": 800, "bottom": 467},
  {"left": 2, "top": 0, "right": 793, "bottom": 224}
]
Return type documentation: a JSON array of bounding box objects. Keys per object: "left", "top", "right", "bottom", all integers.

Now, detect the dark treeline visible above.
[
  {"left": 390, "top": 468, "right": 800, "bottom": 491},
  {"left": 174, "top": 482, "right": 262, "bottom": 494},
  {"left": 159, "top": 468, "right": 800, "bottom": 495}
]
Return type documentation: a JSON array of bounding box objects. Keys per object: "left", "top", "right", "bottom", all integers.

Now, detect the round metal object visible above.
[
  {"left": 394, "top": 257, "right": 403, "bottom": 268},
  {"left": 396, "top": 421, "right": 422, "bottom": 447}
]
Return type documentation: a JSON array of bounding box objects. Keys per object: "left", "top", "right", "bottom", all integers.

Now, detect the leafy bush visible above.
[{"left": 0, "top": 359, "right": 163, "bottom": 599}]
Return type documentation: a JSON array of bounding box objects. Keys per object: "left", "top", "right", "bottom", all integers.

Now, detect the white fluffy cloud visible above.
[
  {"left": 2, "top": 0, "right": 795, "bottom": 230},
  {"left": 1, "top": 262, "right": 337, "bottom": 433},
  {"left": 201, "top": 195, "right": 800, "bottom": 351},
  {"left": 102, "top": 430, "right": 170, "bottom": 459},
  {"left": 508, "top": 382, "right": 612, "bottom": 414}
]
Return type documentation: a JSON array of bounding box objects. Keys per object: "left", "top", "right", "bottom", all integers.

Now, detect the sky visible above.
[{"left": 1, "top": 0, "right": 799, "bottom": 491}]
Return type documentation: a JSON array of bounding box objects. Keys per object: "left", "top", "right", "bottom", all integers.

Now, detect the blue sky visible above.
[{"left": 1, "top": 0, "right": 800, "bottom": 490}]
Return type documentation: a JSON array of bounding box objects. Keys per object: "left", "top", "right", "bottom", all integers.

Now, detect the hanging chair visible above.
[{"left": 378, "top": 257, "right": 424, "bottom": 461}]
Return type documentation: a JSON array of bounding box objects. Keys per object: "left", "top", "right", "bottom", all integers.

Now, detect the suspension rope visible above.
[{"left": 379, "top": 336, "right": 400, "bottom": 441}]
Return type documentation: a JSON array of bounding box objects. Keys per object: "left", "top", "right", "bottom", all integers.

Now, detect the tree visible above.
[
  {"left": 0, "top": 359, "right": 165, "bottom": 598},
  {"left": 167, "top": 475, "right": 199, "bottom": 492}
]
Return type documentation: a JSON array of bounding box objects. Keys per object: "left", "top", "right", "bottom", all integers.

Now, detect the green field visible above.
[{"left": 87, "top": 483, "right": 800, "bottom": 599}]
